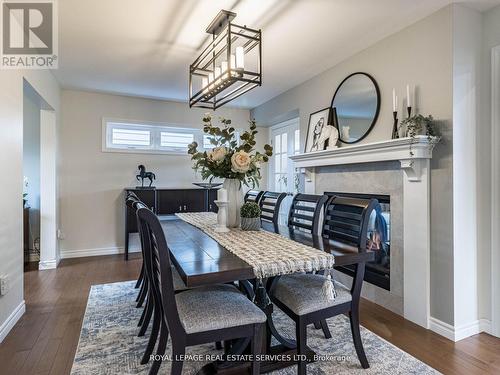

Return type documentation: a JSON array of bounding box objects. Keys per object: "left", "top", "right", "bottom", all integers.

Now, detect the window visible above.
[
  {"left": 269, "top": 118, "right": 300, "bottom": 224},
  {"left": 159, "top": 131, "right": 194, "bottom": 151},
  {"left": 103, "top": 119, "right": 205, "bottom": 154}
]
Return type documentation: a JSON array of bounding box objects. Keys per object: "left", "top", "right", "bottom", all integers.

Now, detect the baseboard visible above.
[
  {"left": 60, "top": 246, "right": 140, "bottom": 259},
  {"left": 38, "top": 258, "right": 60, "bottom": 270},
  {"left": 429, "top": 317, "right": 492, "bottom": 341},
  {"left": 0, "top": 300, "right": 25, "bottom": 343},
  {"left": 479, "top": 319, "right": 492, "bottom": 335}
]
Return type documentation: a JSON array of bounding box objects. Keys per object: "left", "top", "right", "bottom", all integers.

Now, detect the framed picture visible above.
[{"left": 304, "top": 107, "right": 332, "bottom": 153}]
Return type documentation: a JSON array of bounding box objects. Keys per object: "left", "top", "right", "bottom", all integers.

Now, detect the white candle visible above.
[
  {"left": 208, "top": 72, "right": 214, "bottom": 90},
  {"left": 217, "top": 188, "right": 227, "bottom": 202},
  {"left": 230, "top": 54, "right": 236, "bottom": 76},
  {"left": 221, "top": 60, "right": 228, "bottom": 80},
  {"left": 235, "top": 46, "right": 244, "bottom": 69},
  {"left": 392, "top": 89, "right": 396, "bottom": 112},
  {"left": 214, "top": 66, "right": 221, "bottom": 85},
  {"left": 201, "top": 77, "right": 208, "bottom": 94},
  {"left": 406, "top": 84, "right": 411, "bottom": 107}
]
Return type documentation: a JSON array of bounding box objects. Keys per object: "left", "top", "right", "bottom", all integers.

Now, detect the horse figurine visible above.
[{"left": 136, "top": 165, "right": 156, "bottom": 188}]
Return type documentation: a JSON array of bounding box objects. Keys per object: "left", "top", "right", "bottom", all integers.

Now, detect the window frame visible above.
[{"left": 101, "top": 118, "right": 203, "bottom": 155}]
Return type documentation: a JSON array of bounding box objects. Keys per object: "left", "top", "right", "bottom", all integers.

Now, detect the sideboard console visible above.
[{"left": 124, "top": 187, "right": 219, "bottom": 260}]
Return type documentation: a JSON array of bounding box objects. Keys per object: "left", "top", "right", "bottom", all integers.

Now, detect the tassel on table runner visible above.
[{"left": 321, "top": 268, "right": 337, "bottom": 301}]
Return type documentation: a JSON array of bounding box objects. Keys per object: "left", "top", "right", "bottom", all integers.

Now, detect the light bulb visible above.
[{"left": 235, "top": 46, "right": 244, "bottom": 70}]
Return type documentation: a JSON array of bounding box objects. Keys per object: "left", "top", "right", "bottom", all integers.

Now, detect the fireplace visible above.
[{"left": 325, "top": 192, "right": 391, "bottom": 290}]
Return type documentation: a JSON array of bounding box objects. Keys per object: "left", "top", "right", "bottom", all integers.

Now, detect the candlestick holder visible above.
[
  {"left": 407, "top": 106, "right": 412, "bottom": 118},
  {"left": 214, "top": 200, "right": 230, "bottom": 233},
  {"left": 392, "top": 111, "right": 399, "bottom": 139}
]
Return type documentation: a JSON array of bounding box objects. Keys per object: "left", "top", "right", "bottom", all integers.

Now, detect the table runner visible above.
[{"left": 175, "top": 212, "right": 335, "bottom": 280}]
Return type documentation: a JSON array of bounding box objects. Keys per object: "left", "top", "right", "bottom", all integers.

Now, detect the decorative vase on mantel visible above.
[{"left": 223, "top": 178, "right": 243, "bottom": 228}]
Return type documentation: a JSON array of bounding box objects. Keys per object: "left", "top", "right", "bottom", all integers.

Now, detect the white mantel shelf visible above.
[{"left": 290, "top": 135, "right": 438, "bottom": 182}]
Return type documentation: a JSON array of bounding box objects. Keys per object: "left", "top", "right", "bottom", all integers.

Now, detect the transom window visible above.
[{"left": 103, "top": 119, "right": 205, "bottom": 154}]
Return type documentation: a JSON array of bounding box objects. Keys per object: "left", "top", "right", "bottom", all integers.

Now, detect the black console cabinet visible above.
[{"left": 124, "top": 187, "right": 219, "bottom": 260}]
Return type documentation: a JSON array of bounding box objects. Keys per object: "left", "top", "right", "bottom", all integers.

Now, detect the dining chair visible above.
[
  {"left": 269, "top": 196, "right": 378, "bottom": 374},
  {"left": 287, "top": 193, "right": 330, "bottom": 337},
  {"left": 259, "top": 191, "right": 287, "bottom": 226},
  {"left": 134, "top": 200, "right": 202, "bottom": 365},
  {"left": 244, "top": 189, "right": 264, "bottom": 204},
  {"left": 126, "top": 193, "right": 146, "bottom": 294},
  {"left": 136, "top": 205, "right": 266, "bottom": 375},
  {"left": 128, "top": 193, "right": 190, "bottom": 342},
  {"left": 287, "top": 193, "right": 329, "bottom": 236}
]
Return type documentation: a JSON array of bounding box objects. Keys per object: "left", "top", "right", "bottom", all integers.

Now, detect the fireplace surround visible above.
[{"left": 290, "top": 136, "right": 437, "bottom": 328}]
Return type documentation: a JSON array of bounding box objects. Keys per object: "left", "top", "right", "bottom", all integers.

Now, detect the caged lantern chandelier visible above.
[{"left": 189, "top": 10, "right": 262, "bottom": 110}]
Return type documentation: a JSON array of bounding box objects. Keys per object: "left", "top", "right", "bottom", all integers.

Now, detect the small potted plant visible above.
[
  {"left": 400, "top": 114, "right": 438, "bottom": 156},
  {"left": 240, "top": 202, "right": 261, "bottom": 231}
]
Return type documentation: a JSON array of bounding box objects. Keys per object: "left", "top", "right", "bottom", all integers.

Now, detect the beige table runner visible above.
[{"left": 175, "top": 212, "right": 335, "bottom": 280}]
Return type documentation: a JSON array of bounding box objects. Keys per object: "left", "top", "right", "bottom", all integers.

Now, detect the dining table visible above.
[{"left": 161, "top": 215, "right": 374, "bottom": 374}]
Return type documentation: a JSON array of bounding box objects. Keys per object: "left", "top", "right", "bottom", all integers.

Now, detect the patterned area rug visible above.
[{"left": 71, "top": 281, "right": 440, "bottom": 375}]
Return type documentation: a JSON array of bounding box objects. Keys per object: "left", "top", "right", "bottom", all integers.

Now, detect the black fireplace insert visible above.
[{"left": 325, "top": 192, "right": 391, "bottom": 291}]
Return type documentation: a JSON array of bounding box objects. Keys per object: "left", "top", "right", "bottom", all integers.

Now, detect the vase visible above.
[
  {"left": 223, "top": 178, "right": 243, "bottom": 228},
  {"left": 241, "top": 217, "right": 261, "bottom": 231}
]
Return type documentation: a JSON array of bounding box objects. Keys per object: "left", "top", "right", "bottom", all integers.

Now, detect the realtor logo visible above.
[{"left": 1, "top": 0, "right": 58, "bottom": 69}]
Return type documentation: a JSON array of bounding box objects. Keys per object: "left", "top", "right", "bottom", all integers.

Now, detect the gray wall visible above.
[
  {"left": 23, "top": 86, "right": 41, "bottom": 254},
  {"left": 59, "top": 90, "right": 266, "bottom": 256},
  {"left": 251, "top": 6, "right": 454, "bottom": 324}
]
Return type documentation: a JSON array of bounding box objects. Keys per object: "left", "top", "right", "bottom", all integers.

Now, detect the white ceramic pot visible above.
[
  {"left": 241, "top": 217, "right": 261, "bottom": 231},
  {"left": 223, "top": 178, "right": 243, "bottom": 227}
]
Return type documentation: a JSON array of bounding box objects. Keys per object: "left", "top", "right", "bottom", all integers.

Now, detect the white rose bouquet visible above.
[{"left": 188, "top": 114, "right": 273, "bottom": 187}]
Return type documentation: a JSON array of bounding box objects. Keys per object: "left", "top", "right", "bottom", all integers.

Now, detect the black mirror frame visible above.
[{"left": 331, "top": 72, "right": 381, "bottom": 144}]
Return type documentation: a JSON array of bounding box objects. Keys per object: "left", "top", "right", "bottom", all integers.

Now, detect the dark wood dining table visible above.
[{"left": 161, "top": 215, "right": 374, "bottom": 374}]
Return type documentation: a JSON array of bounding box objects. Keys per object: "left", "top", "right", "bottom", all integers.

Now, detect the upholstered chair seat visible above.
[
  {"left": 175, "top": 284, "right": 267, "bottom": 334},
  {"left": 272, "top": 274, "right": 352, "bottom": 315}
]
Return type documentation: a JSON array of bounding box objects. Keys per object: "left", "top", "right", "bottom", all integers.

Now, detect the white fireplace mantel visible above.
[
  {"left": 290, "top": 135, "right": 438, "bottom": 182},
  {"left": 291, "top": 135, "right": 439, "bottom": 329}
]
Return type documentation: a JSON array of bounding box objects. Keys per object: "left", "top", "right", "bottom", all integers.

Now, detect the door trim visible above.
[
  {"left": 491, "top": 45, "right": 500, "bottom": 337},
  {"left": 269, "top": 118, "right": 299, "bottom": 192}
]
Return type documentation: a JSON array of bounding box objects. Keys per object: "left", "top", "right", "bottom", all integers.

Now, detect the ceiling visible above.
[{"left": 55, "top": 0, "right": 500, "bottom": 109}]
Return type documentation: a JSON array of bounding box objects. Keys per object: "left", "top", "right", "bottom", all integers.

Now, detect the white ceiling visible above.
[{"left": 55, "top": 0, "right": 500, "bottom": 109}]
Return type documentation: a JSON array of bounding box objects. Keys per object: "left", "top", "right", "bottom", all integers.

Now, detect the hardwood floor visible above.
[{"left": 0, "top": 254, "right": 499, "bottom": 375}]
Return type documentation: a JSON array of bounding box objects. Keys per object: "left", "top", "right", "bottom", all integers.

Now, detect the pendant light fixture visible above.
[{"left": 189, "top": 10, "right": 262, "bottom": 110}]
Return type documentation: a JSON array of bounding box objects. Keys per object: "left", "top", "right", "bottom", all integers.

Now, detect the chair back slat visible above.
[
  {"left": 322, "top": 196, "right": 378, "bottom": 251},
  {"left": 259, "top": 191, "right": 286, "bottom": 226},
  {"left": 137, "top": 206, "right": 184, "bottom": 333},
  {"left": 287, "top": 194, "right": 328, "bottom": 235},
  {"left": 244, "top": 190, "right": 264, "bottom": 204}
]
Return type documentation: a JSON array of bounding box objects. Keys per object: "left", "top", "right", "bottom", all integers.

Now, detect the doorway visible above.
[
  {"left": 269, "top": 118, "right": 301, "bottom": 224},
  {"left": 23, "top": 83, "right": 41, "bottom": 268},
  {"left": 23, "top": 80, "right": 58, "bottom": 271}
]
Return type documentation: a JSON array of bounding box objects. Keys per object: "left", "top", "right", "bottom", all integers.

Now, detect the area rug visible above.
[{"left": 71, "top": 281, "right": 440, "bottom": 375}]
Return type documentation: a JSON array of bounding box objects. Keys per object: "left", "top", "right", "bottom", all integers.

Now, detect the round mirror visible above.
[{"left": 331, "top": 72, "right": 380, "bottom": 144}]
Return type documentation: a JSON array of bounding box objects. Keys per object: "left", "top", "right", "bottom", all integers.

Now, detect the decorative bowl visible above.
[{"left": 192, "top": 182, "right": 223, "bottom": 189}]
